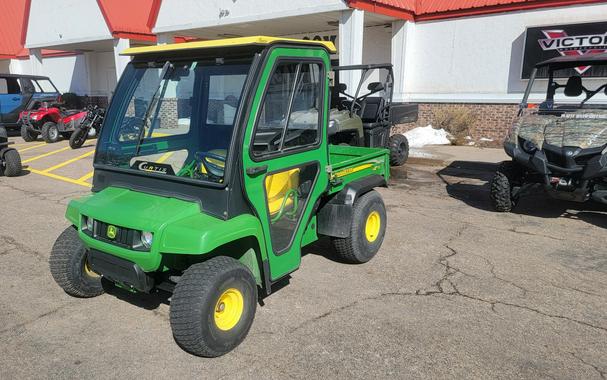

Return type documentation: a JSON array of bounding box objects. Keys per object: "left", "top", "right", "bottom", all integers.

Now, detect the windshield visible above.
[
  {"left": 516, "top": 67, "right": 607, "bottom": 149},
  {"left": 96, "top": 59, "right": 251, "bottom": 184}
]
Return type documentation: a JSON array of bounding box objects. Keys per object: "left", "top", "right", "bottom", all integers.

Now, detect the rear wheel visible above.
[
  {"left": 389, "top": 134, "right": 409, "bottom": 166},
  {"left": 170, "top": 256, "right": 257, "bottom": 357},
  {"left": 69, "top": 128, "right": 88, "bottom": 149},
  {"left": 2, "top": 149, "right": 22, "bottom": 177},
  {"left": 49, "top": 227, "right": 104, "bottom": 298},
  {"left": 41, "top": 121, "right": 60, "bottom": 143},
  {"left": 490, "top": 161, "right": 522, "bottom": 212},
  {"left": 20, "top": 125, "right": 38, "bottom": 142},
  {"left": 332, "top": 190, "right": 387, "bottom": 263}
]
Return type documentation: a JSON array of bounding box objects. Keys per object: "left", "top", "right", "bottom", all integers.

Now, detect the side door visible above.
[
  {"left": 0, "top": 77, "right": 23, "bottom": 124},
  {"left": 242, "top": 47, "right": 330, "bottom": 281}
]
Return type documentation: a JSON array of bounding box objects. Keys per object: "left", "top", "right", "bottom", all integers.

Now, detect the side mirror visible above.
[
  {"left": 564, "top": 76, "right": 583, "bottom": 97},
  {"left": 367, "top": 82, "right": 384, "bottom": 92}
]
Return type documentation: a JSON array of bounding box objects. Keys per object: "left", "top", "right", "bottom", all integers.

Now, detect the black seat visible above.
[{"left": 359, "top": 97, "right": 385, "bottom": 129}]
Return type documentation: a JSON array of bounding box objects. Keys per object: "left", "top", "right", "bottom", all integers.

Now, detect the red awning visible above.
[
  {"left": 348, "top": 0, "right": 607, "bottom": 20},
  {"left": 0, "top": 0, "right": 30, "bottom": 59},
  {"left": 97, "top": 0, "right": 161, "bottom": 42}
]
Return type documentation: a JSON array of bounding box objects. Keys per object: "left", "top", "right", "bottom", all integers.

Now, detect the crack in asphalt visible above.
[
  {"left": 291, "top": 223, "right": 607, "bottom": 338},
  {"left": 0, "top": 180, "right": 86, "bottom": 207},
  {"left": 0, "top": 234, "right": 45, "bottom": 261},
  {"left": 0, "top": 301, "right": 78, "bottom": 336},
  {"left": 570, "top": 352, "right": 606, "bottom": 379}
]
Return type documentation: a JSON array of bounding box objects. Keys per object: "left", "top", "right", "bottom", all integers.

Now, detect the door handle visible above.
[
  {"left": 246, "top": 165, "right": 268, "bottom": 177},
  {"left": 12, "top": 97, "right": 20, "bottom": 101}
]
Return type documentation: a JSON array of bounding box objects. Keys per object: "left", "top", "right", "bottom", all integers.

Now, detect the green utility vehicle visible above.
[{"left": 49, "top": 36, "right": 390, "bottom": 357}]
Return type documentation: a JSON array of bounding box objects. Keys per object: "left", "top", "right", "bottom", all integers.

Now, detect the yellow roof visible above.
[{"left": 122, "top": 36, "right": 337, "bottom": 56}]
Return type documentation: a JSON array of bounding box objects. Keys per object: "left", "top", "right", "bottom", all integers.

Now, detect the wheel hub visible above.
[
  {"left": 214, "top": 288, "right": 244, "bottom": 331},
  {"left": 365, "top": 211, "right": 381, "bottom": 242}
]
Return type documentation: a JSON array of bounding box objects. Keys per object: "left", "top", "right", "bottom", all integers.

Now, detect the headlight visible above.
[
  {"left": 83, "top": 216, "right": 94, "bottom": 231},
  {"left": 141, "top": 231, "right": 153, "bottom": 248},
  {"left": 30, "top": 115, "right": 38, "bottom": 120}
]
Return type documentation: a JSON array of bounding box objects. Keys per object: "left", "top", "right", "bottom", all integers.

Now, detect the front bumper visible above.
[
  {"left": 505, "top": 141, "right": 607, "bottom": 180},
  {"left": 88, "top": 249, "right": 154, "bottom": 292}
]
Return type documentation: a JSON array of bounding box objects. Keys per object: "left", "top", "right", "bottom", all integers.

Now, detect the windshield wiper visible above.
[{"left": 134, "top": 61, "right": 172, "bottom": 157}]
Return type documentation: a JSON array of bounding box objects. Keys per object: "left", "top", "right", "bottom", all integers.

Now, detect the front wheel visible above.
[
  {"left": 389, "top": 134, "right": 409, "bottom": 166},
  {"left": 69, "top": 128, "right": 88, "bottom": 149},
  {"left": 332, "top": 190, "right": 387, "bottom": 263},
  {"left": 41, "top": 121, "right": 60, "bottom": 143},
  {"left": 170, "top": 256, "right": 257, "bottom": 357},
  {"left": 20, "top": 125, "right": 38, "bottom": 142},
  {"left": 49, "top": 227, "right": 104, "bottom": 298},
  {"left": 2, "top": 149, "right": 22, "bottom": 177},
  {"left": 489, "top": 161, "right": 521, "bottom": 212}
]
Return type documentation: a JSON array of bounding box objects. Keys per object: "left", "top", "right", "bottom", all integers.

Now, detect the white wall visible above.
[
  {"left": 402, "top": 2, "right": 607, "bottom": 103},
  {"left": 88, "top": 52, "right": 117, "bottom": 98},
  {"left": 26, "top": 0, "right": 112, "bottom": 48},
  {"left": 154, "top": 0, "right": 348, "bottom": 33},
  {"left": 1, "top": 53, "right": 115, "bottom": 98}
]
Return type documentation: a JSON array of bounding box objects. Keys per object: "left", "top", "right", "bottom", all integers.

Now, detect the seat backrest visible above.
[{"left": 360, "top": 97, "right": 383, "bottom": 122}]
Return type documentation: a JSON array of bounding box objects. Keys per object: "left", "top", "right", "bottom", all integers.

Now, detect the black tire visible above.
[
  {"left": 332, "top": 190, "right": 387, "bottom": 264},
  {"left": 20, "top": 125, "right": 37, "bottom": 142},
  {"left": 3, "top": 149, "right": 22, "bottom": 177},
  {"left": 170, "top": 256, "right": 257, "bottom": 357},
  {"left": 49, "top": 227, "right": 104, "bottom": 298},
  {"left": 389, "top": 134, "right": 409, "bottom": 166},
  {"left": 490, "top": 161, "right": 521, "bottom": 212},
  {"left": 69, "top": 128, "right": 88, "bottom": 149},
  {"left": 41, "top": 121, "right": 60, "bottom": 143}
]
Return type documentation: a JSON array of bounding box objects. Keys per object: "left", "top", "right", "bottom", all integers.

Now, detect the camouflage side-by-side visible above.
[{"left": 508, "top": 109, "right": 607, "bottom": 149}]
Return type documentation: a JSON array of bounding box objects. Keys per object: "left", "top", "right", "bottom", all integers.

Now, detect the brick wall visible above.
[{"left": 393, "top": 102, "right": 519, "bottom": 147}]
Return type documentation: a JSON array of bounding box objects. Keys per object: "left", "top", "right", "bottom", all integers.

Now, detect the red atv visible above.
[{"left": 19, "top": 94, "right": 88, "bottom": 143}]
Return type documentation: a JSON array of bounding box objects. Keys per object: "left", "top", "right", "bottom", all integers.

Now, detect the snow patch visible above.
[{"left": 403, "top": 125, "right": 451, "bottom": 148}]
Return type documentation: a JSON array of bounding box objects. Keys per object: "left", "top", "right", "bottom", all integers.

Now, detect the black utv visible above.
[{"left": 491, "top": 53, "right": 607, "bottom": 212}]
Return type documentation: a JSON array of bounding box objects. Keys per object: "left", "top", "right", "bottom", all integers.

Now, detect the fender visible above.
[{"left": 316, "top": 174, "right": 387, "bottom": 238}]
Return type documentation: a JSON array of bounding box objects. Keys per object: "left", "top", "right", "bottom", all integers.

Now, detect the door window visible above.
[
  {"left": 0, "top": 78, "right": 8, "bottom": 94},
  {"left": 35, "top": 79, "right": 56, "bottom": 93},
  {"left": 264, "top": 162, "right": 318, "bottom": 253},
  {"left": 0, "top": 78, "right": 21, "bottom": 94},
  {"left": 252, "top": 61, "right": 322, "bottom": 157}
]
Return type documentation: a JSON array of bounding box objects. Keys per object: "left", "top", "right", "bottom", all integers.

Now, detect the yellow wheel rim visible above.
[
  {"left": 365, "top": 211, "right": 381, "bottom": 242},
  {"left": 214, "top": 288, "right": 244, "bottom": 331},
  {"left": 83, "top": 258, "right": 100, "bottom": 278}
]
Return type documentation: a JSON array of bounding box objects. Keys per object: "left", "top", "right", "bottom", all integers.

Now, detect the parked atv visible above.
[
  {"left": 329, "top": 64, "right": 417, "bottom": 166},
  {"left": 19, "top": 93, "right": 87, "bottom": 143},
  {"left": 69, "top": 106, "right": 105, "bottom": 149},
  {"left": 0, "top": 126, "right": 22, "bottom": 177},
  {"left": 491, "top": 54, "right": 607, "bottom": 212}
]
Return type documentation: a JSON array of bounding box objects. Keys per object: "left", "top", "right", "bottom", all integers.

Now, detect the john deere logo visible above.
[{"left": 107, "top": 225, "right": 117, "bottom": 239}]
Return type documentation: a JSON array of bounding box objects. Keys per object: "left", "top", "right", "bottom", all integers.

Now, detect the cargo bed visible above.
[{"left": 327, "top": 144, "right": 390, "bottom": 194}]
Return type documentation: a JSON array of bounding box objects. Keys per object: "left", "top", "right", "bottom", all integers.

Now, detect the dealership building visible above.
[{"left": 2, "top": 0, "right": 607, "bottom": 143}]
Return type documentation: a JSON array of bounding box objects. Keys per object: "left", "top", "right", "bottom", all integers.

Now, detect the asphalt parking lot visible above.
[{"left": 1, "top": 136, "right": 606, "bottom": 379}]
